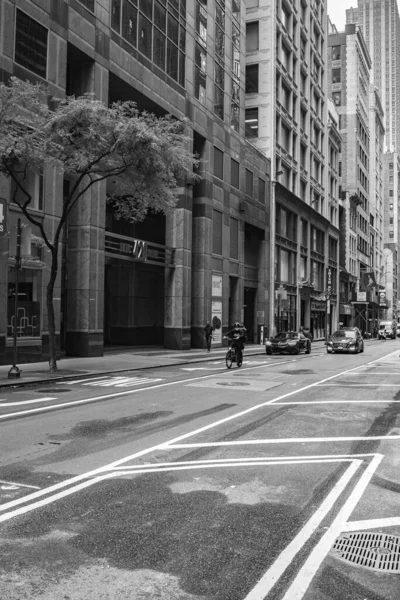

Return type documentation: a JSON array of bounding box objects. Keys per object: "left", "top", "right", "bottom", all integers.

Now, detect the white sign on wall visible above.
[
  {"left": 212, "top": 274, "right": 223, "bottom": 297},
  {"left": 211, "top": 300, "right": 223, "bottom": 345}
]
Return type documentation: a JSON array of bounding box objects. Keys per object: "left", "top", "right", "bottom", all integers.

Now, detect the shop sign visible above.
[
  {"left": 379, "top": 289, "right": 387, "bottom": 307},
  {"left": 0, "top": 197, "right": 6, "bottom": 237},
  {"left": 212, "top": 274, "right": 223, "bottom": 297},
  {"left": 311, "top": 300, "right": 326, "bottom": 311},
  {"left": 357, "top": 292, "right": 366, "bottom": 302},
  {"left": 211, "top": 299, "right": 222, "bottom": 345}
]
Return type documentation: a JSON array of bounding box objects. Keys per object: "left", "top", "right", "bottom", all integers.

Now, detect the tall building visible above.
[
  {"left": 0, "top": 0, "right": 271, "bottom": 364},
  {"left": 347, "top": 0, "right": 400, "bottom": 154},
  {"left": 245, "top": 0, "right": 340, "bottom": 339},
  {"left": 347, "top": 0, "right": 400, "bottom": 321},
  {"left": 327, "top": 23, "right": 385, "bottom": 332}
]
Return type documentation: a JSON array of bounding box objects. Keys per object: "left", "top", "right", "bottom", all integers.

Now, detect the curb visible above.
[{"left": 0, "top": 348, "right": 268, "bottom": 390}]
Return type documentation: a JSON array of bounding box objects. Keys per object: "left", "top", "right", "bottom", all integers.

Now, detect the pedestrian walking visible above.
[{"left": 204, "top": 320, "right": 214, "bottom": 352}]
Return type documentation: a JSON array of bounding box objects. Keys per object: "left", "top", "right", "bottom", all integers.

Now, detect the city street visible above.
[{"left": 0, "top": 339, "right": 400, "bottom": 599}]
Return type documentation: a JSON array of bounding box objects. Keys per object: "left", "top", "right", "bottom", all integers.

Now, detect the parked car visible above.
[
  {"left": 396, "top": 324, "right": 400, "bottom": 338},
  {"left": 266, "top": 331, "right": 311, "bottom": 355},
  {"left": 326, "top": 329, "right": 364, "bottom": 354}
]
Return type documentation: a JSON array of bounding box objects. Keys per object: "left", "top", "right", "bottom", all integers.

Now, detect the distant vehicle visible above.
[
  {"left": 396, "top": 324, "right": 400, "bottom": 338},
  {"left": 266, "top": 331, "right": 311, "bottom": 355},
  {"left": 326, "top": 329, "right": 364, "bottom": 354},
  {"left": 378, "top": 321, "right": 396, "bottom": 340}
]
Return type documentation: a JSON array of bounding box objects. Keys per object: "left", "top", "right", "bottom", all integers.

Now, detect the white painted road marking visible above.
[
  {"left": 0, "top": 397, "right": 57, "bottom": 407},
  {"left": 280, "top": 454, "right": 383, "bottom": 600},
  {"left": 344, "top": 517, "right": 400, "bottom": 531},
  {"left": 243, "top": 459, "right": 362, "bottom": 600},
  {"left": 165, "top": 435, "right": 400, "bottom": 449},
  {"left": 68, "top": 376, "right": 164, "bottom": 387},
  {"left": 0, "top": 479, "right": 40, "bottom": 490}
]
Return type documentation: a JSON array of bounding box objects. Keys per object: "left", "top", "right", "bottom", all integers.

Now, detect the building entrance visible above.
[{"left": 104, "top": 257, "right": 164, "bottom": 346}]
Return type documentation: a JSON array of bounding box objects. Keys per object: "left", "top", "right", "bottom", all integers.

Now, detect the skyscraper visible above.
[{"left": 347, "top": 0, "right": 400, "bottom": 153}]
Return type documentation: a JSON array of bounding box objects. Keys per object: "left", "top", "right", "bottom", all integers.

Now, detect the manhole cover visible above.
[
  {"left": 234, "top": 373, "right": 261, "bottom": 377},
  {"left": 332, "top": 532, "right": 400, "bottom": 572},
  {"left": 216, "top": 382, "right": 250, "bottom": 387},
  {"left": 36, "top": 389, "right": 71, "bottom": 393}
]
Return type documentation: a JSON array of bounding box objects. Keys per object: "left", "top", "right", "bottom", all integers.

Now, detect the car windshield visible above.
[
  {"left": 275, "top": 332, "right": 297, "bottom": 340},
  {"left": 332, "top": 330, "right": 355, "bottom": 339}
]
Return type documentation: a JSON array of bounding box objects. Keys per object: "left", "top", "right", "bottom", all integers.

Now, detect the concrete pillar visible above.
[
  {"left": 164, "top": 195, "right": 193, "bottom": 350},
  {"left": 65, "top": 179, "right": 105, "bottom": 356},
  {"left": 65, "top": 64, "right": 108, "bottom": 357}
]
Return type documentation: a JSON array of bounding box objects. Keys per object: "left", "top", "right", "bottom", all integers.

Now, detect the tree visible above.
[{"left": 0, "top": 77, "right": 198, "bottom": 371}]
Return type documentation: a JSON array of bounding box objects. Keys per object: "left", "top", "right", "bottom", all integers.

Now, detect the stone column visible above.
[
  {"left": 164, "top": 193, "right": 193, "bottom": 350},
  {"left": 191, "top": 141, "right": 212, "bottom": 348},
  {"left": 65, "top": 64, "right": 108, "bottom": 357}
]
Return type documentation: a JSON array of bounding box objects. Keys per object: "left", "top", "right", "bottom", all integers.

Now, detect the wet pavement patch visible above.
[
  {"left": 279, "top": 369, "right": 315, "bottom": 375},
  {"left": 217, "top": 382, "right": 250, "bottom": 387}
]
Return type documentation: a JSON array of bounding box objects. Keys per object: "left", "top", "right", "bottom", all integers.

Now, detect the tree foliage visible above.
[{"left": 0, "top": 77, "right": 198, "bottom": 370}]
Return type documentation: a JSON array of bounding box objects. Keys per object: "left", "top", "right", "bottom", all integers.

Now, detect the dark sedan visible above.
[
  {"left": 326, "top": 329, "right": 364, "bottom": 354},
  {"left": 266, "top": 331, "right": 311, "bottom": 355}
]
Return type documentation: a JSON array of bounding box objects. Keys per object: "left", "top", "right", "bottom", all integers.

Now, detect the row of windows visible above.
[{"left": 213, "top": 147, "right": 267, "bottom": 202}]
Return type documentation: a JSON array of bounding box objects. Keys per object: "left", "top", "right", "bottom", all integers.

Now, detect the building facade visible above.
[
  {"left": 346, "top": 0, "right": 400, "bottom": 154},
  {"left": 245, "top": 0, "right": 340, "bottom": 339},
  {"left": 0, "top": 0, "right": 272, "bottom": 364}
]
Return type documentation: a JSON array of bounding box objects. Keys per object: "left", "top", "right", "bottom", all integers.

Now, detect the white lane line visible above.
[
  {"left": 0, "top": 479, "right": 40, "bottom": 490},
  {"left": 0, "top": 356, "right": 389, "bottom": 514},
  {"left": 0, "top": 397, "right": 57, "bottom": 407},
  {"left": 111, "top": 454, "right": 377, "bottom": 469},
  {"left": 344, "top": 517, "right": 400, "bottom": 531},
  {"left": 343, "top": 372, "right": 400, "bottom": 376},
  {"left": 273, "top": 400, "right": 400, "bottom": 404},
  {"left": 105, "top": 459, "right": 355, "bottom": 475},
  {"left": 280, "top": 454, "right": 383, "bottom": 600},
  {"left": 318, "top": 383, "right": 400, "bottom": 387},
  {"left": 165, "top": 435, "right": 400, "bottom": 449},
  {"left": 243, "top": 460, "right": 362, "bottom": 600},
  {"left": 0, "top": 459, "right": 358, "bottom": 525}
]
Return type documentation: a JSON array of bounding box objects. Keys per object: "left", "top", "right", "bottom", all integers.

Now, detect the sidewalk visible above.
[{"left": 0, "top": 340, "right": 329, "bottom": 389}]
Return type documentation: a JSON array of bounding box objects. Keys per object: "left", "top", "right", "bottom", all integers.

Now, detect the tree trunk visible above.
[{"left": 47, "top": 248, "right": 59, "bottom": 372}]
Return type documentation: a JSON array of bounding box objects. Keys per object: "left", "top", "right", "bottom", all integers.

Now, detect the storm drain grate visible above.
[{"left": 332, "top": 532, "right": 400, "bottom": 573}]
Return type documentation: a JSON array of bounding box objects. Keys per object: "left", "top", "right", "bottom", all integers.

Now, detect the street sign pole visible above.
[{"left": 8, "top": 218, "right": 22, "bottom": 379}]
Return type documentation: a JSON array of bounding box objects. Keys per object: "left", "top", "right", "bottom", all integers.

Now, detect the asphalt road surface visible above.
[{"left": 1, "top": 340, "right": 400, "bottom": 600}]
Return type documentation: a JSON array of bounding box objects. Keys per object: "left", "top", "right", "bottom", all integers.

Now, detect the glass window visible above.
[
  {"left": 167, "top": 39, "right": 178, "bottom": 79},
  {"left": 258, "top": 178, "right": 265, "bottom": 203},
  {"left": 215, "top": 63, "right": 224, "bottom": 88},
  {"left": 214, "top": 84, "right": 224, "bottom": 119},
  {"left": 195, "top": 69, "right": 206, "bottom": 104},
  {"left": 140, "top": 0, "right": 153, "bottom": 18},
  {"left": 15, "top": 10, "right": 48, "bottom": 79},
  {"left": 332, "top": 68, "right": 341, "bottom": 83},
  {"left": 245, "top": 108, "right": 258, "bottom": 137},
  {"left": 214, "top": 147, "right": 224, "bottom": 179},
  {"left": 7, "top": 268, "right": 41, "bottom": 338},
  {"left": 246, "top": 22, "right": 259, "bottom": 51},
  {"left": 138, "top": 14, "right": 152, "bottom": 58},
  {"left": 168, "top": 13, "right": 179, "bottom": 44},
  {"left": 213, "top": 209, "right": 223, "bottom": 255},
  {"left": 332, "top": 92, "right": 341, "bottom": 106},
  {"left": 231, "top": 159, "right": 239, "bottom": 189},
  {"left": 246, "top": 64, "right": 258, "bottom": 93},
  {"left": 122, "top": 1, "right": 138, "bottom": 46},
  {"left": 245, "top": 169, "right": 253, "bottom": 197},
  {"left": 153, "top": 29, "right": 166, "bottom": 69},
  {"left": 154, "top": 1, "right": 166, "bottom": 31},
  {"left": 332, "top": 45, "right": 341, "bottom": 60},
  {"left": 215, "top": 25, "right": 225, "bottom": 58},
  {"left": 232, "top": 0, "right": 240, "bottom": 20},
  {"left": 230, "top": 217, "right": 239, "bottom": 259},
  {"left": 111, "top": 0, "right": 122, "bottom": 32},
  {"left": 195, "top": 42, "right": 206, "bottom": 72}
]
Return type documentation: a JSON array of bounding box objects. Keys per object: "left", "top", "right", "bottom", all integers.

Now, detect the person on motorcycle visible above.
[{"left": 225, "top": 322, "right": 246, "bottom": 362}]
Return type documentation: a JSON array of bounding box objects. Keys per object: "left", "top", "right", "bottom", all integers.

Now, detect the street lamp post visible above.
[
  {"left": 269, "top": 173, "right": 283, "bottom": 339},
  {"left": 8, "top": 218, "right": 22, "bottom": 379}
]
